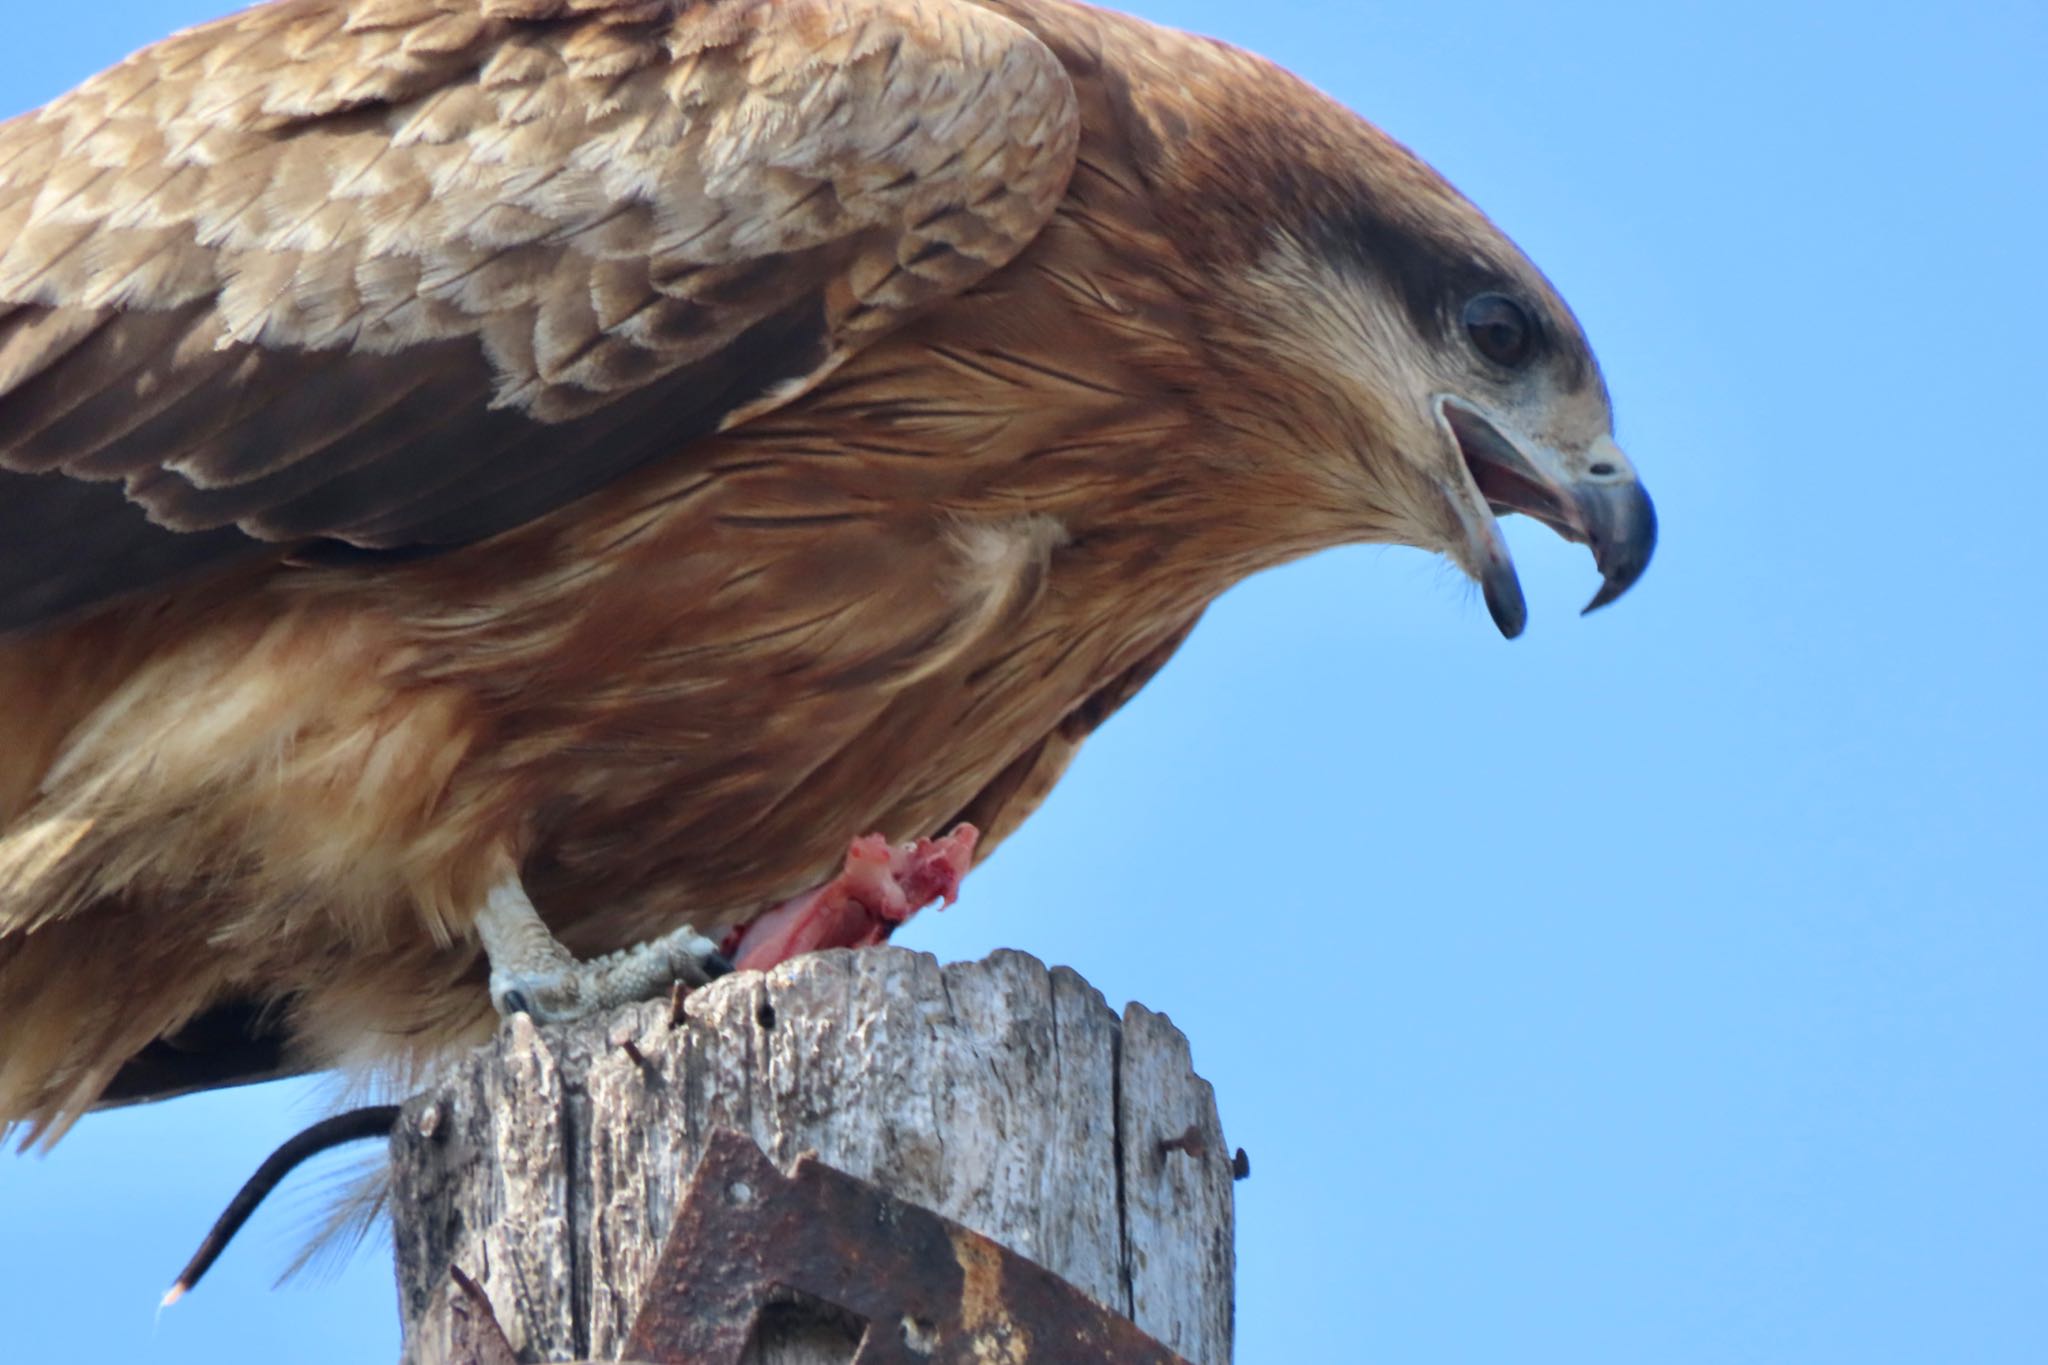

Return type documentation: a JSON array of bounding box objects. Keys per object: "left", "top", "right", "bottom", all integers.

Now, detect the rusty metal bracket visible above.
[
  {"left": 442, "top": 1265, "right": 521, "bottom": 1365},
  {"left": 621, "top": 1127, "right": 1195, "bottom": 1365}
]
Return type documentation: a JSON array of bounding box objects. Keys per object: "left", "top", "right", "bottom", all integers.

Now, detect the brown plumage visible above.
[{"left": 0, "top": 0, "right": 1654, "bottom": 1140}]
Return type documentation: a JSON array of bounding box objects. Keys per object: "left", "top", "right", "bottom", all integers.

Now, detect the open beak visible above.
[{"left": 1438, "top": 397, "right": 1657, "bottom": 639}]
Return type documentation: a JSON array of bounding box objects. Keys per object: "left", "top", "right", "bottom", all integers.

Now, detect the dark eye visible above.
[{"left": 1462, "top": 293, "right": 1537, "bottom": 368}]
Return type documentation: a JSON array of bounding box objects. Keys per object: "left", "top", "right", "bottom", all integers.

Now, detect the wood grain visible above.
[{"left": 391, "top": 946, "right": 1235, "bottom": 1363}]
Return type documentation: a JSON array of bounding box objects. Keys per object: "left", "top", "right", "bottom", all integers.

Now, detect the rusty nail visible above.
[
  {"left": 619, "top": 1037, "right": 652, "bottom": 1072},
  {"left": 668, "top": 980, "right": 689, "bottom": 1028},
  {"left": 448, "top": 1262, "right": 485, "bottom": 1301},
  {"left": 1156, "top": 1123, "right": 1207, "bottom": 1162}
]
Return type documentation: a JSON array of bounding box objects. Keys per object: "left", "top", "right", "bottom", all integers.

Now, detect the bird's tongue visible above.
[{"left": 724, "top": 824, "right": 980, "bottom": 973}]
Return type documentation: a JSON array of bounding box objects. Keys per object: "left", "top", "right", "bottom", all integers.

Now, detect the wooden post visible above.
[{"left": 389, "top": 946, "right": 1235, "bottom": 1364}]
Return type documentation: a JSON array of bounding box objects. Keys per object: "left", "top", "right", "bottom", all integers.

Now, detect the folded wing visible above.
[{"left": 0, "top": 0, "right": 1080, "bottom": 631}]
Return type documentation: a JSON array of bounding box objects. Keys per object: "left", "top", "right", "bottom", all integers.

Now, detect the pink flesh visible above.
[{"left": 725, "top": 824, "right": 980, "bottom": 973}]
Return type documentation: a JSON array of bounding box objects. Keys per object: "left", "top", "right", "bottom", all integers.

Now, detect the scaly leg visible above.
[{"left": 474, "top": 878, "right": 732, "bottom": 1023}]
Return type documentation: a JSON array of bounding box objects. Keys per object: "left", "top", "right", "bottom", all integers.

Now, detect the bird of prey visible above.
[{"left": 0, "top": 0, "right": 1654, "bottom": 1141}]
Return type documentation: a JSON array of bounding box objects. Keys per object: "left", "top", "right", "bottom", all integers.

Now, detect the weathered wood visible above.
[{"left": 390, "top": 947, "right": 1234, "bottom": 1364}]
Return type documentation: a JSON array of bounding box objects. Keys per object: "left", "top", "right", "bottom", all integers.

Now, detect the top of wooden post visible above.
[{"left": 390, "top": 946, "right": 1236, "bottom": 1364}]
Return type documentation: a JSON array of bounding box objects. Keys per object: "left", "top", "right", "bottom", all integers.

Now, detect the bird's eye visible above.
[{"left": 1462, "top": 293, "right": 1537, "bottom": 369}]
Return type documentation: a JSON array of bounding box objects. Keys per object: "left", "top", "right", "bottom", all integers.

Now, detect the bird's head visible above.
[{"left": 1125, "top": 35, "right": 1655, "bottom": 637}]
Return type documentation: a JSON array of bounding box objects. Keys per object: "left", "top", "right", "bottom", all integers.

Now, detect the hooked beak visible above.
[{"left": 1437, "top": 397, "right": 1657, "bottom": 639}]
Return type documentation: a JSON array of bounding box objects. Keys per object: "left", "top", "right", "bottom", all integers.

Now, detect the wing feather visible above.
[{"left": 0, "top": 0, "right": 1080, "bottom": 631}]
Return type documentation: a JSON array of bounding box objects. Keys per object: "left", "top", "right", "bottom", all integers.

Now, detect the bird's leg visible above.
[{"left": 473, "top": 878, "right": 732, "bottom": 1023}]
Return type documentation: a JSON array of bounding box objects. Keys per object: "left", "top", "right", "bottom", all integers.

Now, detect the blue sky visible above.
[{"left": 2, "top": 2, "right": 2043, "bottom": 1361}]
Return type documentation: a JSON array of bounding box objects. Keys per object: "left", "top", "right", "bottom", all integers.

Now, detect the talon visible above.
[
  {"left": 500, "top": 989, "right": 532, "bottom": 1017},
  {"left": 703, "top": 951, "right": 736, "bottom": 980}
]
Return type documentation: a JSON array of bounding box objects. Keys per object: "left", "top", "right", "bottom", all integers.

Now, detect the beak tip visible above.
[
  {"left": 1580, "top": 577, "right": 1628, "bottom": 616},
  {"left": 1580, "top": 482, "right": 1657, "bottom": 616},
  {"left": 1482, "top": 564, "right": 1528, "bottom": 640}
]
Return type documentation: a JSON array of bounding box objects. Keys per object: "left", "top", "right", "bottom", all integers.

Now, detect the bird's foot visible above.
[
  {"left": 474, "top": 880, "right": 731, "bottom": 1024},
  {"left": 723, "top": 824, "right": 980, "bottom": 973},
  {"left": 473, "top": 823, "right": 976, "bottom": 1022}
]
